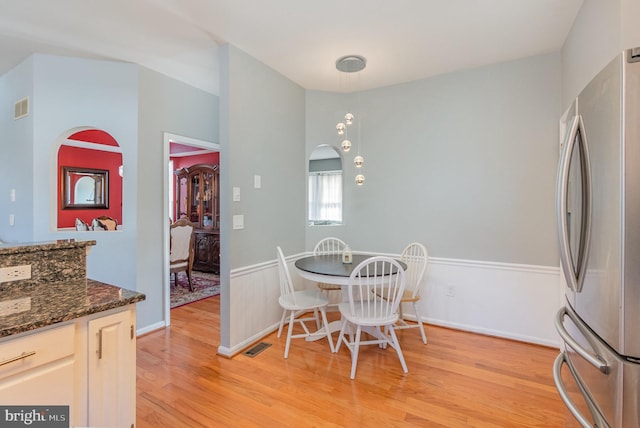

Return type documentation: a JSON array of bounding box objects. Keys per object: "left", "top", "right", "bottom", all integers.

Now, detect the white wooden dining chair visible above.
[
  {"left": 336, "top": 256, "right": 408, "bottom": 379},
  {"left": 395, "top": 242, "right": 429, "bottom": 344},
  {"left": 314, "top": 237, "right": 348, "bottom": 256},
  {"left": 276, "top": 246, "right": 334, "bottom": 358},
  {"left": 313, "top": 237, "right": 348, "bottom": 307}
]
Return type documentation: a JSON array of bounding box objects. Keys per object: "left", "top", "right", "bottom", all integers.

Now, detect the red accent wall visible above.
[
  {"left": 57, "top": 144, "right": 123, "bottom": 229},
  {"left": 69, "top": 129, "right": 119, "bottom": 146},
  {"left": 172, "top": 152, "right": 219, "bottom": 170}
]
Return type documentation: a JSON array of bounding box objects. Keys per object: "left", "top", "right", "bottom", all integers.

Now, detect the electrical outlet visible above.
[
  {"left": 0, "top": 297, "right": 31, "bottom": 316},
  {"left": 446, "top": 286, "right": 455, "bottom": 297},
  {"left": 0, "top": 264, "right": 32, "bottom": 282}
]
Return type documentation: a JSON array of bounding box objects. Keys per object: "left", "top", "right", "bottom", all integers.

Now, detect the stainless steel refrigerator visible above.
[{"left": 554, "top": 47, "right": 640, "bottom": 428}]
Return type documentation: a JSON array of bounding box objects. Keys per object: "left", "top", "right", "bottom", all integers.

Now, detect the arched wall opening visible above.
[{"left": 56, "top": 128, "right": 123, "bottom": 229}]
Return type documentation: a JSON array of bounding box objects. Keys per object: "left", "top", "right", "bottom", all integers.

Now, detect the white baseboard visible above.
[
  {"left": 402, "top": 313, "right": 559, "bottom": 348},
  {"left": 136, "top": 320, "right": 166, "bottom": 336},
  {"left": 217, "top": 323, "right": 280, "bottom": 357}
]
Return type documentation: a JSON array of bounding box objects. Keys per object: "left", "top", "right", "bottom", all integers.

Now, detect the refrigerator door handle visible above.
[
  {"left": 553, "top": 352, "right": 611, "bottom": 428},
  {"left": 555, "top": 307, "right": 609, "bottom": 373},
  {"left": 556, "top": 114, "right": 592, "bottom": 293}
]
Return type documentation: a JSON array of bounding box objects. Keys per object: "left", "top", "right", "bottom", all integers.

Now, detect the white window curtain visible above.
[{"left": 309, "top": 171, "right": 342, "bottom": 224}]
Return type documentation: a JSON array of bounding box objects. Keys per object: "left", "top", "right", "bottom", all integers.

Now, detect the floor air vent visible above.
[
  {"left": 242, "top": 342, "right": 271, "bottom": 357},
  {"left": 14, "top": 97, "right": 29, "bottom": 120}
]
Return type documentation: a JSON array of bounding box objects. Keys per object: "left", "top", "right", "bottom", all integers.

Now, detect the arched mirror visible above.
[
  {"left": 62, "top": 167, "right": 109, "bottom": 208},
  {"left": 308, "top": 145, "right": 343, "bottom": 226}
]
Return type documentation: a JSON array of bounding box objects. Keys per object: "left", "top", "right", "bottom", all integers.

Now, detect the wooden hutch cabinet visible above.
[{"left": 175, "top": 164, "right": 220, "bottom": 273}]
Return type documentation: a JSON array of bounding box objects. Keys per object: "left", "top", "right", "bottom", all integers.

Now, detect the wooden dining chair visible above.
[
  {"left": 92, "top": 216, "right": 118, "bottom": 231},
  {"left": 170, "top": 219, "right": 195, "bottom": 291},
  {"left": 336, "top": 256, "right": 408, "bottom": 379}
]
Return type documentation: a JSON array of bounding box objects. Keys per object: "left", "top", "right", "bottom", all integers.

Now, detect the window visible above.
[{"left": 308, "top": 171, "right": 342, "bottom": 225}]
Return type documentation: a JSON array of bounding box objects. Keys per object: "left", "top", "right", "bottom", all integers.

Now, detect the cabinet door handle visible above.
[
  {"left": 0, "top": 351, "right": 36, "bottom": 367},
  {"left": 97, "top": 329, "right": 103, "bottom": 359}
]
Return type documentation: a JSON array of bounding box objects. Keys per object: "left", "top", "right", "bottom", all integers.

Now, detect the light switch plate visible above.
[
  {"left": 233, "top": 214, "right": 244, "bottom": 229},
  {"left": 233, "top": 187, "right": 241, "bottom": 202},
  {"left": 254, "top": 175, "right": 261, "bottom": 189}
]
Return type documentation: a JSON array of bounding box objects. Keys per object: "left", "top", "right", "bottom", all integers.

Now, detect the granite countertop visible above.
[
  {"left": 0, "top": 279, "right": 146, "bottom": 338},
  {"left": 0, "top": 239, "right": 96, "bottom": 255}
]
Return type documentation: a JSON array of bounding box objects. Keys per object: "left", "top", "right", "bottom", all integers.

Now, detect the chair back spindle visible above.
[
  {"left": 345, "top": 257, "right": 406, "bottom": 323},
  {"left": 400, "top": 243, "right": 428, "bottom": 299},
  {"left": 276, "top": 246, "right": 297, "bottom": 306},
  {"left": 337, "top": 255, "right": 408, "bottom": 379},
  {"left": 313, "top": 237, "right": 347, "bottom": 255}
]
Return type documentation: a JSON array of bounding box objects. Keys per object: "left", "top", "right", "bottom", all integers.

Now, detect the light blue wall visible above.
[
  {"left": 28, "top": 55, "right": 139, "bottom": 295},
  {"left": 561, "top": 0, "right": 622, "bottom": 107},
  {"left": 561, "top": 0, "right": 640, "bottom": 107},
  {"left": 0, "top": 57, "right": 35, "bottom": 243},
  {"left": 136, "top": 66, "right": 218, "bottom": 329},
  {"left": 219, "top": 44, "right": 306, "bottom": 348},
  {"left": 0, "top": 54, "right": 218, "bottom": 333},
  {"left": 220, "top": 44, "right": 306, "bottom": 268},
  {"left": 306, "top": 53, "right": 562, "bottom": 266}
]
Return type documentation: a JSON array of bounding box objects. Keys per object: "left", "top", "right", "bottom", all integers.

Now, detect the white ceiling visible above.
[{"left": 0, "top": 0, "right": 583, "bottom": 96}]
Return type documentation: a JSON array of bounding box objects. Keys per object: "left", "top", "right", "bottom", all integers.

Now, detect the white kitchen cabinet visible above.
[
  {"left": 0, "top": 305, "right": 137, "bottom": 428},
  {"left": 87, "top": 308, "right": 136, "bottom": 428},
  {"left": 0, "top": 324, "right": 76, "bottom": 423}
]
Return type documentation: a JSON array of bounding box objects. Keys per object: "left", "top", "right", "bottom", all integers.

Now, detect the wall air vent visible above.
[{"left": 13, "top": 97, "right": 29, "bottom": 120}]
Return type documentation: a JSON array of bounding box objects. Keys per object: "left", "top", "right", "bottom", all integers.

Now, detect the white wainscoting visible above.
[
  {"left": 217, "top": 257, "right": 285, "bottom": 357},
  {"left": 217, "top": 253, "right": 562, "bottom": 357},
  {"left": 415, "top": 258, "right": 562, "bottom": 348}
]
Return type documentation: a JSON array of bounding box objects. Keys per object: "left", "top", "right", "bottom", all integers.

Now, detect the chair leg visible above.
[
  {"left": 413, "top": 302, "right": 428, "bottom": 344},
  {"left": 186, "top": 269, "right": 194, "bottom": 291},
  {"left": 336, "top": 320, "right": 348, "bottom": 353},
  {"left": 313, "top": 308, "right": 321, "bottom": 330},
  {"left": 277, "top": 309, "right": 287, "bottom": 338},
  {"left": 284, "top": 311, "right": 296, "bottom": 359},
  {"left": 319, "top": 307, "right": 334, "bottom": 353},
  {"left": 388, "top": 325, "right": 408, "bottom": 374},
  {"left": 377, "top": 326, "right": 386, "bottom": 348},
  {"left": 350, "top": 326, "right": 362, "bottom": 380}
]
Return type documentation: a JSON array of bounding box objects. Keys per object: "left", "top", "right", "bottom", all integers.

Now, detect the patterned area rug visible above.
[{"left": 170, "top": 271, "right": 220, "bottom": 309}]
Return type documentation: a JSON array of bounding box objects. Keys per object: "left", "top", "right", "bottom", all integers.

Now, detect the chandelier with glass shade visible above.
[{"left": 335, "top": 54, "right": 366, "bottom": 186}]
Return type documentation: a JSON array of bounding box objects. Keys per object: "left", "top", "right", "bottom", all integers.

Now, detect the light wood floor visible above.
[{"left": 136, "top": 297, "right": 577, "bottom": 427}]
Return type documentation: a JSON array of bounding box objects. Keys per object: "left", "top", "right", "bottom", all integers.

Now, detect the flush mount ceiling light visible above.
[{"left": 335, "top": 55, "right": 367, "bottom": 186}]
